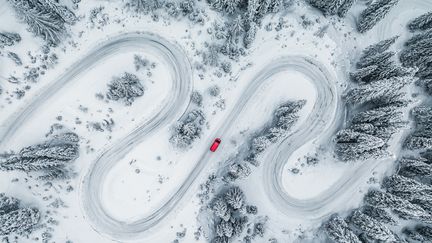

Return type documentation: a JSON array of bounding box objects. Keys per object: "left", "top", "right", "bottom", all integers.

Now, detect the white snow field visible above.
[{"left": 1, "top": 0, "right": 432, "bottom": 243}]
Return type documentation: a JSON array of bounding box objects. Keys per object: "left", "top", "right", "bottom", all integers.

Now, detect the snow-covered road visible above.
[{"left": 80, "top": 54, "right": 340, "bottom": 240}]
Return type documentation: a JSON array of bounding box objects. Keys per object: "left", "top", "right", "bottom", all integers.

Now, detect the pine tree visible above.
[
  {"left": 225, "top": 0, "right": 241, "bottom": 14},
  {"left": 357, "top": 0, "right": 399, "bottom": 33},
  {"left": 405, "top": 106, "right": 432, "bottom": 150},
  {"left": 216, "top": 220, "right": 233, "bottom": 238},
  {"left": 403, "top": 225, "right": 432, "bottom": 242},
  {"left": 308, "top": 0, "right": 345, "bottom": 16},
  {"left": 224, "top": 186, "right": 244, "bottom": 210},
  {"left": 383, "top": 175, "right": 432, "bottom": 212},
  {"left": 243, "top": 21, "right": 257, "bottom": 48},
  {"left": 357, "top": 51, "right": 394, "bottom": 69},
  {"left": 7, "top": 0, "right": 69, "bottom": 45},
  {"left": 360, "top": 36, "right": 399, "bottom": 60},
  {"left": 106, "top": 72, "right": 145, "bottom": 105},
  {"left": 227, "top": 163, "right": 251, "bottom": 180},
  {"left": 405, "top": 29, "right": 432, "bottom": 47},
  {"left": 398, "top": 157, "right": 432, "bottom": 179},
  {"left": 345, "top": 76, "right": 413, "bottom": 105},
  {"left": 349, "top": 210, "right": 397, "bottom": 242},
  {"left": 364, "top": 190, "right": 432, "bottom": 223},
  {"left": 0, "top": 32, "right": 21, "bottom": 48},
  {"left": 127, "top": 0, "right": 162, "bottom": 13},
  {"left": 408, "top": 11, "right": 432, "bottom": 32},
  {"left": 362, "top": 205, "right": 397, "bottom": 225},
  {"left": 0, "top": 207, "right": 40, "bottom": 235},
  {"left": 335, "top": 129, "right": 386, "bottom": 161},
  {"left": 350, "top": 65, "right": 378, "bottom": 83},
  {"left": 212, "top": 198, "right": 231, "bottom": 221},
  {"left": 324, "top": 215, "right": 361, "bottom": 243},
  {"left": 0, "top": 194, "right": 20, "bottom": 215},
  {"left": 338, "top": 0, "right": 357, "bottom": 17}
]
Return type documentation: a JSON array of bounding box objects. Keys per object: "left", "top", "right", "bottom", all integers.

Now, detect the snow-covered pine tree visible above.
[
  {"left": 243, "top": 21, "right": 257, "bottom": 48},
  {"left": 357, "top": 51, "right": 394, "bottom": 69},
  {"left": 403, "top": 225, "right": 432, "bottom": 242},
  {"left": 212, "top": 198, "right": 231, "bottom": 221},
  {"left": 224, "top": 186, "right": 244, "bottom": 210},
  {"left": 405, "top": 28, "right": 432, "bottom": 47},
  {"left": 345, "top": 76, "right": 413, "bottom": 105},
  {"left": 408, "top": 11, "right": 432, "bottom": 32},
  {"left": 364, "top": 190, "right": 432, "bottom": 224},
  {"left": 405, "top": 106, "right": 432, "bottom": 150},
  {"left": 227, "top": 163, "right": 251, "bottom": 180},
  {"left": 334, "top": 129, "right": 386, "bottom": 161},
  {"left": 348, "top": 210, "right": 397, "bottom": 242},
  {"left": 357, "top": 0, "right": 399, "bottom": 33},
  {"left": 0, "top": 32, "right": 21, "bottom": 48},
  {"left": 225, "top": 0, "right": 241, "bottom": 14},
  {"left": 0, "top": 207, "right": 40, "bottom": 235},
  {"left": 106, "top": 72, "right": 145, "bottom": 105},
  {"left": 398, "top": 157, "right": 432, "bottom": 179},
  {"left": 0, "top": 194, "right": 20, "bottom": 215},
  {"left": 350, "top": 65, "right": 379, "bottom": 83},
  {"left": 127, "top": 0, "right": 162, "bottom": 13},
  {"left": 324, "top": 215, "right": 361, "bottom": 243},
  {"left": 308, "top": 0, "right": 345, "bottom": 16},
  {"left": 359, "top": 36, "right": 399, "bottom": 60},
  {"left": 7, "top": 0, "right": 68, "bottom": 45},
  {"left": 362, "top": 205, "right": 397, "bottom": 225},
  {"left": 338, "top": 0, "right": 357, "bottom": 17},
  {"left": 37, "top": 0, "right": 77, "bottom": 24},
  {"left": 383, "top": 175, "right": 432, "bottom": 212},
  {"left": 216, "top": 220, "right": 234, "bottom": 238}
]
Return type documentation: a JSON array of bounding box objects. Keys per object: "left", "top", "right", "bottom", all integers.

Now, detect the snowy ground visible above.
[{"left": 1, "top": 0, "right": 432, "bottom": 243}]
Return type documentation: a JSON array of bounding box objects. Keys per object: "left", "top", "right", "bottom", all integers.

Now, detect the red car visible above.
[{"left": 210, "top": 138, "right": 221, "bottom": 152}]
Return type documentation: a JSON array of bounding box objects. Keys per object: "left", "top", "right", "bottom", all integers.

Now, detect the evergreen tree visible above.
[
  {"left": 216, "top": 220, "right": 234, "bottom": 238},
  {"left": 334, "top": 129, "right": 386, "bottom": 161},
  {"left": 350, "top": 65, "right": 378, "bottom": 83},
  {"left": 127, "top": 0, "right": 163, "bottom": 13},
  {"left": 0, "top": 207, "right": 40, "bottom": 235},
  {"left": 384, "top": 175, "right": 432, "bottom": 212},
  {"left": 362, "top": 205, "right": 397, "bottom": 225},
  {"left": 338, "top": 0, "right": 356, "bottom": 17},
  {"left": 357, "top": 51, "right": 394, "bottom": 69},
  {"left": 403, "top": 225, "right": 432, "bottom": 242},
  {"left": 364, "top": 190, "right": 432, "bottom": 223},
  {"left": 405, "top": 106, "right": 432, "bottom": 150},
  {"left": 405, "top": 29, "right": 432, "bottom": 47},
  {"left": 212, "top": 198, "right": 231, "bottom": 221},
  {"left": 345, "top": 76, "right": 413, "bottom": 105},
  {"left": 357, "top": 0, "right": 399, "bottom": 33},
  {"left": 0, "top": 194, "right": 19, "bottom": 215},
  {"left": 308, "top": 0, "right": 345, "bottom": 16},
  {"left": 349, "top": 210, "right": 397, "bottom": 242},
  {"left": 224, "top": 186, "right": 244, "bottom": 210},
  {"left": 7, "top": 0, "right": 74, "bottom": 45},
  {"left": 408, "top": 11, "right": 432, "bottom": 32},
  {"left": 243, "top": 21, "right": 257, "bottom": 48},
  {"left": 360, "top": 36, "right": 399, "bottom": 60},
  {"left": 324, "top": 215, "right": 361, "bottom": 243},
  {"left": 106, "top": 72, "right": 144, "bottom": 105},
  {"left": 0, "top": 32, "right": 21, "bottom": 48},
  {"left": 398, "top": 157, "right": 432, "bottom": 180}
]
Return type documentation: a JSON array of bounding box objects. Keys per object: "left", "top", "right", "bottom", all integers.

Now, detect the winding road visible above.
[
  {"left": 5, "top": 2, "right": 429, "bottom": 238},
  {"left": 81, "top": 54, "right": 339, "bottom": 240},
  {"left": 0, "top": 30, "right": 341, "bottom": 240}
]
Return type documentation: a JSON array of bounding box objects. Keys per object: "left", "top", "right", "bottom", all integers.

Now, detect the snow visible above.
[{"left": 1, "top": 0, "right": 431, "bottom": 242}]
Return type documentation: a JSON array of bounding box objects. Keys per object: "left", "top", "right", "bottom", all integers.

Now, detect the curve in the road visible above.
[
  {"left": 264, "top": 0, "right": 432, "bottom": 224},
  {"left": 79, "top": 33, "right": 192, "bottom": 240},
  {"left": 81, "top": 55, "right": 339, "bottom": 241}
]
